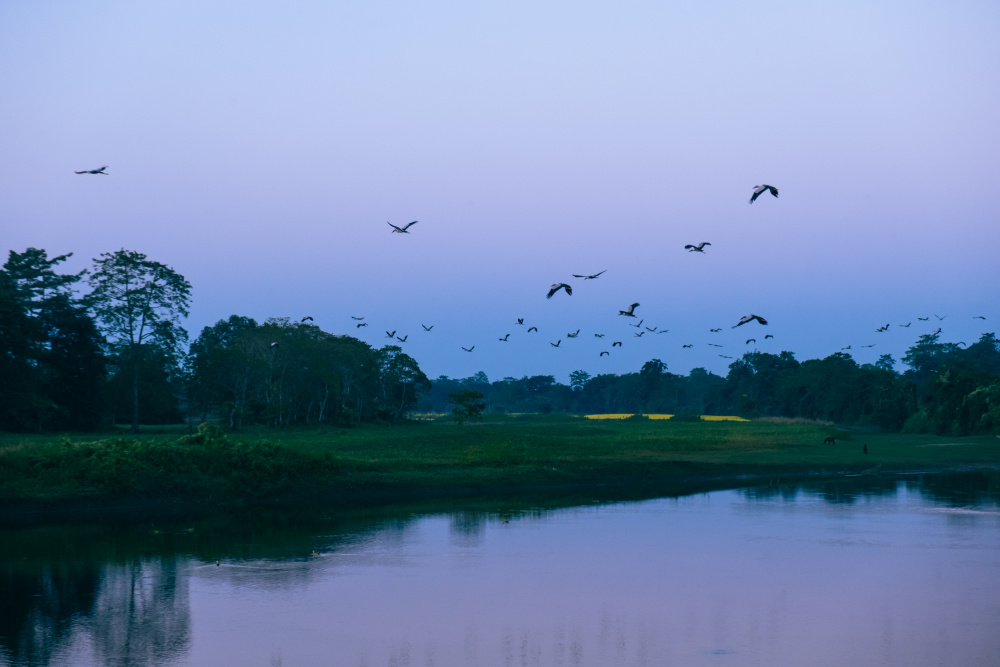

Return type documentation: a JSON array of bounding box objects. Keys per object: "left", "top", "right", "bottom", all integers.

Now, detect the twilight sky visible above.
[{"left": 2, "top": 0, "right": 998, "bottom": 383}]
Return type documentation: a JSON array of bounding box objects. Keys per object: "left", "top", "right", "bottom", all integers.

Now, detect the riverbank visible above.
[{"left": 2, "top": 415, "right": 998, "bottom": 519}]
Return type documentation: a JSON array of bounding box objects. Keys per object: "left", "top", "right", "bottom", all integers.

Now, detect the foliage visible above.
[{"left": 449, "top": 389, "right": 486, "bottom": 423}]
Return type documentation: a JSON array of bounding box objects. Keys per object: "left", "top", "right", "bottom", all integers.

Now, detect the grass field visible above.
[{"left": 1, "top": 414, "right": 998, "bottom": 515}]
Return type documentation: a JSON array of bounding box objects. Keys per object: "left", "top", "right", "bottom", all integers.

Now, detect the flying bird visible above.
[
  {"left": 270, "top": 342, "right": 279, "bottom": 349},
  {"left": 388, "top": 220, "right": 418, "bottom": 234},
  {"left": 517, "top": 318, "right": 524, "bottom": 325},
  {"left": 499, "top": 334, "right": 510, "bottom": 341},
  {"left": 528, "top": 326, "right": 538, "bottom": 332},
  {"left": 551, "top": 340, "right": 561, "bottom": 348},
  {"left": 917, "top": 317, "right": 929, "bottom": 321},
  {"left": 842, "top": 345, "right": 852, "bottom": 350},
  {"left": 629, "top": 319, "right": 644, "bottom": 328},
  {"left": 301, "top": 316, "right": 314, "bottom": 322},
  {"left": 876, "top": 324, "right": 889, "bottom": 332},
  {"left": 75, "top": 166, "right": 108, "bottom": 175},
  {"left": 572, "top": 270, "right": 606, "bottom": 280},
  {"left": 974, "top": 315, "right": 986, "bottom": 320},
  {"left": 710, "top": 328, "right": 721, "bottom": 333},
  {"left": 899, "top": 323, "right": 911, "bottom": 327},
  {"left": 719, "top": 354, "right": 733, "bottom": 359},
  {"left": 932, "top": 328, "right": 942, "bottom": 335},
  {"left": 708, "top": 343, "right": 723, "bottom": 347},
  {"left": 462, "top": 346, "right": 475, "bottom": 352},
  {"left": 746, "top": 338, "right": 756, "bottom": 344},
  {"left": 385, "top": 330, "right": 396, "bottom": 338},
  {"left": 547, "top": 283, "right": 572, "bottom": 298},
  {"left": 619, "top": 303, "right": 640, "bottom": 317},
  {"left": 421, "top": 324, "right": 434, "bottom": 331},
  {"left": 645, "top": 326, "right": 657, "bottom": 332},
  {"left": 594, "top": 333, "right": 605, "bottom": 338},
  {"left": 600, "top": 351, "right": 609, "bottom": 356},
  {"left": 396, "top": 335, "right": 408, "bottom": 343},
  {"left": 351, "top": 316, "right": 365, "bottom": 320},
  {"left": 733, "top": 314, "right": 768, "bottom": 328},
  {"left": 749, "top": 184, "right": 778, "bottom": 204},
  {"left": 935, "top": 314, "right": 947, "bottom": 320},
  {"left": 634, "top": 331, "right": 645, "bottom": 338},
  {"left": 567, "top": 329, "right": 580, "bottom": 338},
  {"left": 764, "top": 334, "right": 774, "bottom": 339},
  {"left": 612, "top": 341, "right": 622, "bottom": 347},
  {"left": 683, "top": 344, "right": 693, "bottom": 348},
  {"left": 656, "top": 329, "right": 670, "bottom": 334},
  {"left": 956, "top": 342, "right": 967, "bottom": 347},
  {"left": 861, "top": 344, "right": 876, "bottom": 348},
  {"left": 684, "top": 242, "right": 711, "bottom": 253},
  {"left": 356, "top": 323, "right": 368, "bottom": 328}
]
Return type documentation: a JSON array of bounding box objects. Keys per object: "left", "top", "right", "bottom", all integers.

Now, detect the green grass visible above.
[{"left": 1, "top": 415, "right": 998, "bottom": 514}]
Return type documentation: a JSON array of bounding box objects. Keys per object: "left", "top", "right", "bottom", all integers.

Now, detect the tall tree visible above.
[{"left": 86, "top": 250, "right": 192, "bottom": 433}]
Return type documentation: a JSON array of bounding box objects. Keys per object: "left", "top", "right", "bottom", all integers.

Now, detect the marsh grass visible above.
[{"left": 1, "top": 416, "right": 997, "bottom": 512}]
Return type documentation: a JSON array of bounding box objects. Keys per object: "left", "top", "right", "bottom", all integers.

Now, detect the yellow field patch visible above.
[{"left": 584, "top": 414, "right": 749, "bottom": 422}]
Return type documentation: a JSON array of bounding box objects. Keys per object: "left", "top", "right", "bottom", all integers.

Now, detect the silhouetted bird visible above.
[
  {"left": 356, "top": 323, "right": 368, "bottom": 328},
  {"left": 612, "top": 341, "right": 622, "bottom": 347},
  {"left": 572, "top": 270, "right": 606, "bottom": 280},
  {"left": 528, "top": 326, "right": 538, "bottom": 332},
  {"left": 656, "top": 329, "right": 670, "bottom": 334},
  {"left": 462, "top": 346, "right": 475, "bottom": 352},
  {"left": 708, "top": 343, "right": 723, "bottom": 347},
  {"left": 396, "top": 335, "right": 407, "bottom": 342},
  {"left": 733, "top": 314, "right": 768, "bottom": 328},
  {"left": 861, "top": 344, "right": 876, "bottom": 348},
  {"left": 899, "top": 323, "right": 911, "bottom": 327},
  {"left": 974, "top": 315, "right": 987, "bottom": 320},
  {"left": 600, "top": 351, "right": 609, "bottom": 356},
  {"left": 270, "top": 342, "right": 279, "bottom": 349},
  {"left": 386, "top": 330, "right": 396, "bottom": 338},
  {"left": 551, "top": 340, "right": 561, "bottom": 348},
  {"left": 388, "top": 220, "right": 418, "bottom": 234},
  {"left": 746, "top": 338, "right": 756, "bottom": 344},
  {"left": 749, "top": 184, "right": 778, "bottom": 204},
  {"left": 517, "top": 318, "right": 524, "bottom": 325},
  {"left": 764, "top": 334, "right": 774, "bottom": 339},
  {"left": 594, "top": 333, "right": 605, "bottom": 338},
  {"left": 421, "top": 324, "right": 434, "bottom": 331},
  {"left": 547, "top": 283, "right": 572, "bottom": 298},
  {"left": 301, "top": 316, "right": 314, "bottom": 322},
  {"left": 629, "top": 319, "right": 644, "bottom": 328},
  {"left": 935, "top": 314, "right": 947, "bottom": 320},
  {"left": 932, "top": 328, "right": 942, "bottom": 335},
  {"left": 567, "top": 329, "right": 580, "bottom": 338},
  {"left": 719, "top": 354, "right": 733, "bottom": 359},
  {"left": 634, "top": 331, "right": 645, "bottom": 338},
  {"left": 683, "top": 344, "right": 693, "bottom": 348},
  {"left": 499, "top": 334, "right": 510, "bottom": 341},
  {"left": 841, "top": 345, "right": 852, "bottom": 350},
  {"left": 876, "top": 324, "right": 889, "bottom": 332},
  {"left": 75, "top": 166, "right": 108, "bottom": 174},
  {"left": 619, "top": 303, "right": 640, "bottom": 317},
  {"left": 917, "top": 317, "right": 929, "bottom": 321},
  {"left": 684, "top": 242, "right": 711, "bottom": 253},
  {"left": 710, "top": 328, "right": 721, "bottom": 332},
  {"left": 645, "top": 326, "right": 657, "bottom": 332},
  {"left": 351, "top": 316, "right": 365, "bottom": 320},
  {"left": 957, "top": 342, "right": 967, "bottom": 347}
]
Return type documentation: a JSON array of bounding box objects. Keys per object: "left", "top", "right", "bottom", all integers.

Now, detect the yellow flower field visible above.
[{"left": 584, "top": 414, "right": 749, "bottom": 422}]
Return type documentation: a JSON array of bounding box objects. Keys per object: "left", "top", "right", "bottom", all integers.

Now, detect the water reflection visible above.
[{"left": 1, "top": 472, "right": 998, "bottom": 666}]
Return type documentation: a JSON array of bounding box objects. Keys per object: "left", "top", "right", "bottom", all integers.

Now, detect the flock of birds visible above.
[{"left": 75, "top": 168, "right": 988, "bottom": 372}]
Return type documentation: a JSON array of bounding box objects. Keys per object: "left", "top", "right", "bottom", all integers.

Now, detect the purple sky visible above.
[{"left": 3, "top": 1, "right": 998, "bottom": 383}]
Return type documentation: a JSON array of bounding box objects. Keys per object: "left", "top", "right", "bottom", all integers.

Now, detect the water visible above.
[{"left": 2, "top": 473, "right": 999, "bottom": 666}]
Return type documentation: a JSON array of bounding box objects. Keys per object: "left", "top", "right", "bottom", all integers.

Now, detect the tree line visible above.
[{"left": 2, "top": 246, "right": 998, "bottom": 435}]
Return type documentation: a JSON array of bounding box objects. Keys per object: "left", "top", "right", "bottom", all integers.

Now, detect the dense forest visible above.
[{"left": 2, "top": 247, "right": 999, "bottom": 435}]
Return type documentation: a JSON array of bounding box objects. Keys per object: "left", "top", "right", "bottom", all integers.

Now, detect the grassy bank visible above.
[{"left": 2, "top": 415, "right": 998, "bottom": 515}]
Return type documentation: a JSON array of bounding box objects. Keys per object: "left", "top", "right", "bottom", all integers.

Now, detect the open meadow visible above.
[{"left": 2, "top": 415, "right": 998, "bottom": 516}]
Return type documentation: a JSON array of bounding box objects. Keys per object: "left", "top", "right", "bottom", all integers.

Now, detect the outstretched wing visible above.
[{"left": 402, "top": 220, "right": 418, "bottom": 231}]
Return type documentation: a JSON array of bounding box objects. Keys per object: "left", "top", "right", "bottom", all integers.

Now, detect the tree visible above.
[
  {"left": 86, "top": 250, "right": 192, "bottom": 433},
  {"left": 569, "top": 370, "right": 591, "bottom": 391},
  {"left": 449, "top": 389, "right": 485, "bottom": 424}
]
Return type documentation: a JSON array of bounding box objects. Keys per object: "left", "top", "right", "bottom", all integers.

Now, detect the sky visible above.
[{"left": 2, "top": 0, "right": 998, "bottom": 384}]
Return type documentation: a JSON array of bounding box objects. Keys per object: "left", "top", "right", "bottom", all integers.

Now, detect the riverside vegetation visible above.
[{"left": 2, "top": 417, "right": 998, "bottom": 514}]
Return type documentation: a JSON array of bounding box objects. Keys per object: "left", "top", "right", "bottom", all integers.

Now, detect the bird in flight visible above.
[
  {"left": 656, "top": 329, "right": 670, "bottom": 334},
  {"left": 388, "top": 221, "right": 418, "bottom": 234},
  {"left": 385, "top": 330, "right": 396, "bottom": 338},
  {"left": 422, "top": 324, "right": 434, "bottom": 331},
  {"left": 684, "top": 242, "right": 711, "bottom": 253},
  {"left": 396, "top": 335, "right": 408, "bottom": 343},
  {"left": 351, "top": 316, "right": 365, "bottom": 320},
  {"left": 547, "top": 283, "right": 573, "bottom": 298},
  {"left": 710, "top": 328, "right": 721, "bottom": 333},
  {"left": 356, "top": 323, "right": 368, "bottom": 328},
  {"left": 719, "top": 354, "right": 733, "bottom": 359},
  {"left": 899, "top": 323, "right": 911, "bottom": 327},
  {"left": 842, "top": 345, "right": 852, "bottom": 350},
  {"left": 974, "top": 315, "right": 987, "bottom": 320},
  {"left": 619, "top": 303, "right": 640, "bottom": 317},
  {"left": 932, "top": 328, "right": 942, "bottom": 335},
  {"left": 301, "top": 316, "right": 314, "bottom": 322},
  {"left": 733, "top": 314, "right": 768, "bottom": 328},
  {"left": 517, "top": 318, "right": 524, "bottom": 325},
  {"left": 270, "top": 342, "right": 279, "bottom": 349},
  {"left": 594, "top": 333, "right": 605, "bottom": 338},
  {"left": 749, "top": 184, "right": 778, "bottom": 204},
  {"left": 612, "top": 341, "right": 622, "bottom": 347},
  {"left": 917, "top": 317, "right": 929, "bottom": 321},
  {"left": 75, "top": 166, "right": 108, "bottom": 175},
  {"left": 551, "top": 340, "right": 561, "bottom": 348},
  {"left": 567, "top": 329, "right": 580, "bottom": 338},
  {"left": 499, "top": 334, "right": 510, "bottom": 341},
  {"left": 528, "top": 326, "right": 538, "bottom": 332},
  {"left": 634, "top": 331, "right": 645, "bottom": 338},
  {"left": 876, "top": 324, "right": 889, "bottom": 332},
  {"left": 935, "top": 314, "right": 947, "bottom": 321},
  {"left": 746, "top": 338, "right": 756, "bottom": 345},
  {"left": 462, "top": 346, "right": 475, "bottom": 352},
  {"left": 645, "top": 326, "right": 657, "bottom": 332},
  {"left": 708, "top": 343, "right": 723, "bottom": 347},
  {"left": 764, "top": 334, "right": 774, "bottom": 339},
  {"left": 861, "top": 344, "right": 876, "bottom": 348},
  {"left": 572, "top": 270, "right": 606, "bottom": 280},
  {"left": 683, "top": 344, "right": 693, "bottom": 348},
  {"left": 600, "top": 351, "right": 609, "bottom": 356},
  {"left": 629, "top": 319, "right": 644, "bottom": 328}
]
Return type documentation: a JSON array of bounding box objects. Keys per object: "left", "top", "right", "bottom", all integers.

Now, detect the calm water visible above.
[{"left": 2, "top": 474, "right": 999, "bottom": 667}]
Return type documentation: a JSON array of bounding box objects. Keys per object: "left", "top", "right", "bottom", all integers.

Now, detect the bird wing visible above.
[
  {"left": 387, "top": 222, "right": 403, "bottom": 231},
  {"left": 546, "top": 284, "right": 561, "bottom": 298},
  {"left": 766, "top": 185, "right": 778, "bottom": 197},
  {"left": 402, "top": 221, "right": 418, "bottom": 231},
  {"left": 749, "top": 186, "right": 763, "bottom": 204},
  {"left": 564, "top": 284, "right": 572, "bottom": 296}
]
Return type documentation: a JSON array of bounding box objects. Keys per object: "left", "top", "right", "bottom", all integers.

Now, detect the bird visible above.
[
  {"left": 388, "top": 220, "right": 418, "bottom": 234},
  {"left": 710, "top": 328, "right": 721, "bottom": 333},
  {"left": 270, "top": 342, "right": 279, "bottom": 349},
  {"left": 932, "top": 328, "right": 942, "bottom": 335},
  {"left": 634, "top": 331, "right": 645, "bottom": 338},
  {"left": 917, "top": 317, "right": 929, "bottom": 321},
  {"left": 629, "top": 319, "right": 644, "bottom": 328},
  {"left": 841, "top": 345, "right": 852, "bottom": 350},
  {"left": 612, "top": 341, "right": 622, "bottom": 347},
  {"left": 956, "top": 342, "right": 967, "bottom": 347},
  {"left": 876, "top": 324, "right": 889, "bottom": 332},
  {"left": 935, "top": 314, "right": 947, "bottom": 320},
  {"left": 421, "top": 324, "right": 434, "bottom": 331},
  {"left": 301, "top": 316, "right": 314, "bottom": 322},
  {"left": 499, "top": 333, "right": 510, "bottom": 341},
  {"left": 764, "top": 334, "right": 774, "bottom": 339},
  {"left": 899, "top": 323, "right": 911, "bottom": 327},
  {"left": 594, "top": 333, "right": 605, "bottom": 338},
  {"left": 567, "top": 329, "right": 580, "bottom": 338},
  {"left": 385, "top": 330, "right": 396, "bottom": 338},
  {"left": 551, "top": 340, "right": 561, "bottom": 347},
  {"left": 719, "top": 354, "right": 733, "bottom": 359},
  {"left": 684, "top": 242, "right": 711, "bottom": 253},
  {"left": 861, "top": 344, "right": 876, "bottom": 348},
  {"left": 619, "top": 303, "right": 640, "bottom": 317},
  {"left": 351, "top": 316, "right": 365, "bottom": 320},
  {"left": 656, "top": 329, "right": 670, "bottom": 334},
  {"left": 749, "top": 184, "right": 778, "bottom": 204},
  {"left": 547, "top": 283, "right": 572, "bottom": 298},
  {"left": 600, "top": 351, "right": 609, "bottom": 356},
  {"left": 517, "top": 318, "right": 524, "bottom": 325},
  {"left": 528, "top": 326, "right": 538, "bottom": 332},
  {"left": 974, "top": 315, "right": 987, "bottom": 320},
  {"left": 708, "top": 343, "right": 723, "bottom": 347},
  {"left": 75, "top": 166, "right": 108, "bottom": 175},
  {"left": 396, "top": 335, "right": 408, "bottom": 343},
  {"left": 462, "top": 346, "right": 475, "bottom": 352},
  {"left": 645, "top": 326, "right": 657, "bottom": 332},
  {"left": 683, "top": 344, "right": 693, "bottom": 348},
  {"left": 746, "top": 338, "right": 756, "bottom": 344},
  {"left": 733, "top": 314, "right": 768, "bottom": 328},
  {"left": 356, "top": 322, "right": 368, "bottom": 328},
  {"left": 572, "top": 270, "right": 606, "bottom": 280}
]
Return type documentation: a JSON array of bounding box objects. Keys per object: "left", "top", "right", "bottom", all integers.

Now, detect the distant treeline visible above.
[
  {"left": 2, "top": 247, "right": 998, "bottom": 435},
  {"left": 419, "top": 336, "right": 1000, "bottom": 435}
]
